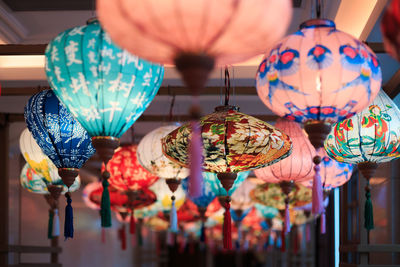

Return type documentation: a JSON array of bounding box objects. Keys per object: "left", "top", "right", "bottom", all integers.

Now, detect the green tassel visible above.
[
  {"left": 364, "top": 189, "right": 374, "bottom": 230},
  {"left": 48, "top": 210, "right": 54, "bottom": 239},
  {"left": 101, "top": 179, "right": 112, "bottom": 227}
]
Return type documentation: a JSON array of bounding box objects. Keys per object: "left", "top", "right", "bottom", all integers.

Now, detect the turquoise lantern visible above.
[{"left": 45, "top": 19, "right": 164, "bottom": 227}]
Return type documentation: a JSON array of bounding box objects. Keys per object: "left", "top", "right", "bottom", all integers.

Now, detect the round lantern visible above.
[
  {"left": 325, "top": 89, "right": 400, "bottom": 231},
  {"left": 20, "top": 163, "right": 80, "bottom": 240},
  {"left": 382, "top": 0, "right": 400, "bottom": 61},
  {"left": 163, "top": 105, "right": 291, "bottom": 249},
  {"left": 45, "top": 19, "right": 164, "bottom": 164},
  {"left": 256, "top": 18, "right": 382, "bottom": 217},
  {"left": 24, "top": 89, "right": 95, "bottom": 239},
  {"left": 301, "top": 149, "right": 353, "bottom": 190},
  {"left": 254, "top": 203, "right": 279, "bottom": 226}
]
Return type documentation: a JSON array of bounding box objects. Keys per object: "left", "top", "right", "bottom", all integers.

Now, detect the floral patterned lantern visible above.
[
  {"left": 24, "top": 89, "right": 95, "bottom": 239},
  {"left": 382, "top": 0, "right": 400, "bottom": 61},
  {"left": 301, "top": 150, "right": 353, "bottom": 191},
  {"left": 256, "top": 18, "right": 382, "bottom": 217},
  {"left": 250, "top": 182, "right": 312, "bottom": 234},
  {"left": 163, "top": 105, "right": 291, "bottom": 249},
  {"left": 325, "top": 90, "right": 400, "bottom": 230},
  {"left": 103, "top": 144, "right": 159, "bottom": 228},
  {"left": 20, "top": 163, "right": 80, "bottom": 240},
  {"left": 45, "top": 19, "right": 164, "bottom": 228}
]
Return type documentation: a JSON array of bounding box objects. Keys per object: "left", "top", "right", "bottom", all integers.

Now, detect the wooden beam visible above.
[
  {"left": 5, "top": 113, "right": 278, "bottom": 123},
  {"left": 0, "top": 44, "right": 47, "bottom": 55},
  {"left": 0, "top": 42, "right": 386, "bottom": 56},
  {"left": 383, "top": 69, "right": 400, "bottom": 99},
  {"left": 1, "top": 86, "right": 257, "bottom": 96}
]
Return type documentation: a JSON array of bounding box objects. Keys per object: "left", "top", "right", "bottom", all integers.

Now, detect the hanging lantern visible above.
[
  {"left": 301, "top": 150, "right": 354, "bottom": 191},
  {"left": 103, "top": 144, "right": 159, "bottom": 229},
  {"left": 230, "top": 179, "right": 255, "bottom": 212},
  {"left": 149, "top": 179, "right": 186, "bottom": 233},
  {"left": 256, "top": 18, "right": 382, "bottom": 216},
  {"left": 382, "top": 0, "right": 400, "bottom": 61},
  {"left": 254, "top": 119, "right": 314, "bottom": 233},
  {"left": 45, "top": 19, "right": 164, "bottom": 228},
  {"left": 24, "top": 89, "right": 95, "bottom": 239},
  {"left": 163, "top": 105, "right": 291, "bottom": 249},
  {"left": 137, "top": 124, "right": 189, "bottom": 228},
  {"left": 20, "top": 163, "right": 80, "bottom": 240},
  {"left": 254, "top": 203, "right": 279, "bottom": 229},
  {"left": 97, "top": 0, "right": 292, "bottom": 204},
  {"left": 325, "top": 89, "right": 400, "bottom": 231},
  {"left": 159, "top": 199, "right": 200, "bottom": 224}
]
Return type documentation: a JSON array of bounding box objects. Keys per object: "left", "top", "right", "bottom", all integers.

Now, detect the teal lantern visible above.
[
  {"left": 45, "top": 19, "right": 164, "bottom": 228},
  {"left": 45, "top": 18, "right": 164, "bottom": 164}
]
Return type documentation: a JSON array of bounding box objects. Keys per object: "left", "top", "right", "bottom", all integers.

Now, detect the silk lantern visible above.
[
  {"left": 254, "top": 203, "right": 279, "bottom": 228},
  {"left": 45, "top": 19, "right": 164, "bottom": 228},
  {"left": 382, "top": 0, "right": 400, "bottom": 61},
  {"left": 149, "top": 179, "right": 186, "bottom": 233},
  {"left": 20, "top": 163, "right": 80, "bottom": 239},
  {"left": 256, "top": 18, "right": 382, "bottom": 216},
  {"left": 24, "top": 89, "right": 95, "bottom": 239},
  {"left": 103, "top": 145, "right": 159, "bottom": 228},
  {"left": 163, "top": 105, "right": 291, "bottom": 249},
  {"left": 325, "top": 90, "right": 400, "bottom": 231},
  {"left": 97, "top": 0, "right": 292, "bottom": 202},
  {"left": 137, "top": 124, "right": 189, "bottom": 227},
  {"left": 254, "top": 119, "right": 314, "bottom": 232}
]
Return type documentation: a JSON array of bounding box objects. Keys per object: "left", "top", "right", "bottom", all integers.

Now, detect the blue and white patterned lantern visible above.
[
  {"left": 24, "top": 90, "right": 95, "bottom": 188},
  {"left": 44, "top": 19, "right": 164, "bottom": 164}
]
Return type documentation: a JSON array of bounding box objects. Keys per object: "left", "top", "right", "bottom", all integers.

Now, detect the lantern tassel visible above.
[
  {"left": 312, "top": 163, "right": 324, "bottom": 215},
  {"left": 200, "top": 221, "right": 206, "bottom": 244},
  {"left": 64, "top": 193, "right": 74, "bottom": 240},
  {"left": 119, "top": 225, "right": 127, "bottom": 250},
  {"left": 130, "top": 211, "right": 135, "bottom": 235},
  {"left": 306, "top": 224, "right": 311, "bottom": 242},
  {"left": 236, "top": 222, "right": 242, "bottom": 250},
  {"left": 47, "top": 210, "right": 54, "bottom": 239},
  {"left": 52, "top": 209, "right": 60, "bottom": 237},
  {"left": 170, "top": 197, "right": 178, "bottom": 233},
  {"left": 293, "top": 231, "right": 299, "bottom": 254},
  {"left": 138, "top": 219, "right": 143, "bottom": 247},
  {"left": 364, "top": 181, "right": 374, "bottom": 230},
  {"left": 280, "top": 230, "right": 285, "bottom": 252},
  {"left": 284, "top": 199, "right": 291, "bottom": 234},
  {"left": 223, "top": 200, "right": 232, "bottom": 250},
  {"left": 320, "top": 212, "right": 326, "bottom": 234},
  {"left": 167, "top": 231, "right": 174, "bottom": 246},
  {"left": 188, "top": 121, "right": 203, "bottom": 198},
  {"left": 101, "top": 178, "right": 112, "bottom": 228}
]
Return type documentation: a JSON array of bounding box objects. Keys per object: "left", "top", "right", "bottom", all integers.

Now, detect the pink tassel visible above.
[
  {"left": 306, "top": 224, "right": 311, "bottom": 242},
  {"left": 284, "top": 202, "right": 291, "bottom": 234},
  {"left": 188, "top": 121, "right": 203, "bottom": 198},
  {"left": 167, "top": 231, "right": 174, "bottom": 246},
  {"left": 320, "top": 212, "right": 326, "bottom": 234},
  {"left": 312, "top": 164, "right": 324, "bottom": 215}
]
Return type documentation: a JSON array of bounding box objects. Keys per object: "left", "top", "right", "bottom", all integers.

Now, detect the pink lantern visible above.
[
  {"left": 96, "top": 0, "right": 292, "bottom": 66},
  {"left": 256, "top": 18, "right": 381, "bottom": 216},
  {"left": 254, "top": 119, "right": 314, "bottom": 235}
]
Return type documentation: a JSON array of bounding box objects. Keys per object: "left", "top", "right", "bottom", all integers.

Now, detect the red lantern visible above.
[{"left": 104, "top": 145, "right": 159, "bottom": 192}]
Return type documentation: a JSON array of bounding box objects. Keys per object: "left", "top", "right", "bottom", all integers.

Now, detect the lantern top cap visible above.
[
  {"left": 299, "top": 19, "right": 335, "bottom": 30},
  {"left": 214, "top": 105, "right": 240, "bottom": 112},
  {"left": 86, "top": 17, "right": 99, "bottom": 25}
]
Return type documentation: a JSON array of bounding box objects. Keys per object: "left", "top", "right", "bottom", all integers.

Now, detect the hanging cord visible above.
[
  {"left": 224, "top": 67, "right": 231, "bottom": 106},
  {"left": 316, "top": 0, "right": 322, "bottom": 19},
  {"left": 168, "top": 90, "right": 176, "bottom": 122}
]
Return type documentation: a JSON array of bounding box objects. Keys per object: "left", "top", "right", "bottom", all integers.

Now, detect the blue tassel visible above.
[
  {"left": 170, "top": 198, "right": 178, "bottom": 233},
  {"left": 200, "top": 221, "right": 206, "bottom": 243},
  {"left": 64, "top": 193, "right": 74, "bottom": 239}
]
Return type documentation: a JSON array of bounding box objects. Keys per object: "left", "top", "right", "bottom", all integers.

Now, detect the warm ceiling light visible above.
[{"left": 0, "top": 55, "right": 44, "bottom": 68}]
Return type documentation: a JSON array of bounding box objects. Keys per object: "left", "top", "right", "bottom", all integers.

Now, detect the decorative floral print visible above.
[
  {"left": 162, "top": 106, "right": 292, "bottom": 173},
  {"left": 250, "top": 183, "right": 312, "bottom": 210},
  {"left": 325, "top": 90, "right": 400, "bottom": 164},
  {"left": 105, "top": 145, "right": 159, "bottom": 192}
]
